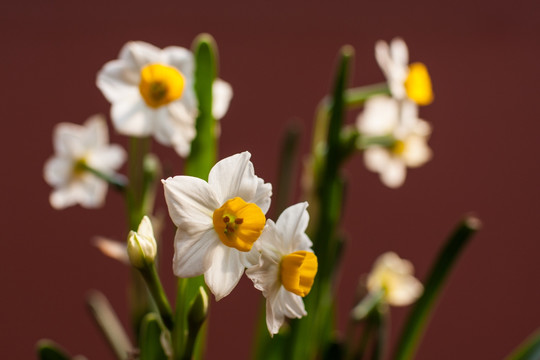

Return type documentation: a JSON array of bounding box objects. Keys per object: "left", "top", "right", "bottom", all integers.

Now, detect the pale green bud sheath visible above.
[
  {"left": 183, "top": 287, "right": 209, "bottom": 360},
  {"left": 129, "top": 216, "right": 174, "bottom": 331}
]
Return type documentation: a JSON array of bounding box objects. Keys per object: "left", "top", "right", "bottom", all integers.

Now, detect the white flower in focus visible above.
[
  {"left": 357, "top": 95, "right": 432, "bottom": 188},
  {"left": 127, "top": 216, "right": 158, "bottom": 269},
  {"left": 367, "top": 252, "right": 423, "bottom": 306},
  {"left": 43, "top": 115, "right": 126, "bottom": 209},
  {"left": 246, "top": 202, "right": 318, "bottom": 336},
  {"left": 97, "top": 41, "right": 233, "bottom": 157},
  {"left": 375, "top": 37, "right": 433, "bottom": 105},
  {"left": 162, "top": 152, "right": 272, "bottom": 300}
]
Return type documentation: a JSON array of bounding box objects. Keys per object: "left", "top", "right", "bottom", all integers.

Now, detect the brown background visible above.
[{"left": 1, "top": 0, "right": 539, "bottom": 359}]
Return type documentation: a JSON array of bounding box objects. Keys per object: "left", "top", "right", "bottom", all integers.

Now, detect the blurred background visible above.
[{"left": 1, "top": 0, "right": 539, "bottom": 359}]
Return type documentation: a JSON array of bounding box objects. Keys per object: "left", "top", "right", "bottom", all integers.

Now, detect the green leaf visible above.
[
  {"left": 36, "top": 340, "right": 71, "bottom": 360},
  {"left": 274, "top": 121, "right": 301, "bottom": 216},
  {"left": 185, "top": 33, "right": 218, "bottom": 180},
  {"left": 86, "top": 290, "right": 132, "bottom": 360},
  {"left": 139, "top": 313, "right": 168, "bottom": 360},
  {"left": 393, "top": 216, "right": 481, "bottom": 360},
  {"left": 505, "top": 328, "right": 540, "bottom": 360}
]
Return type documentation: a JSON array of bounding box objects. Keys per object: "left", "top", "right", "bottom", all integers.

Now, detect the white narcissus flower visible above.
[
  {"left": 127, "top": 216, "right": 158, "bottom": 269},
  {"left": 367, "top": 252, "right": 423, "bottom": 306},
  {"left": 357, "top": 95, "right": 432, "bottom": 188},
  {"left": 43, "top": 115, "right": 126, "bottom": 209},
  {"left": 162, "top": 151, "right": 272, "bottom": 300},
  {"left": 375, "top": 37, "right": 433, "bottom": 106},
  {"left": 246, "top": 202, "right": 318, "bottom": 336},
  {"left": 97, "top": 41, "right": 233, "bottom": 157}
]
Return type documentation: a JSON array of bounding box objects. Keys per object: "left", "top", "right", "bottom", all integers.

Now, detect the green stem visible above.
[
  {"left": 505, "top": 328, "right": 540, "bottom": 360},
  {"left": 393, "top": 216, "right": 481, "bottom": 360},
  {"left": 78, "top": 162, "right": 127, "bottom": 192},
  {"left": 140, "top": 264, "right": 174, "bottom": 331}
]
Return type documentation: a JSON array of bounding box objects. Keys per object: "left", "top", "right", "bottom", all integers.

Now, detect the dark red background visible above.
[{"left": 1, "top": 0, "right": 539, "bottom": 359}]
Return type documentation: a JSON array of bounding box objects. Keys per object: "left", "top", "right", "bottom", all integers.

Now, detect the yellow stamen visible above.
[
  {"left": 212, "top": 197, "right": 266, "bottom": 252},
  {"left": 73, "top": 158, "right": 88, "bottom": 176},
  {"left": 405, "top": 62, "right": 433, "bottom": 105},
  {"left": 392, "top": 140, "right": 406, "bottom": 155},
  {"left": 139, "top": 64, "right": 185, "bottom": 108},
  {"left": 280, "top": 251, "right": 318, "bottom": 297}
]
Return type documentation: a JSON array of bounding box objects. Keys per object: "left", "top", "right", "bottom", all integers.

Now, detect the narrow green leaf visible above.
[
  {"left": 86, "top": 290, "right": 132, "bottom": 360},
  {"left": 36, "top": 340, "right": 71, "bottom": 360},
  {"left": 393, "top": 216, "right": 481, "bottom": 360},
  {"left": 275, "top": 121, "right": 301, "bottom": 216},
  {"left": 505, "top": 328, "right": 540, "bottom": 360},
  {"left": 184, "top": 33, "right": 218, "bottom": 180},
  {"left": 139, "top": 313, "right": 168, "bottom": 360}
]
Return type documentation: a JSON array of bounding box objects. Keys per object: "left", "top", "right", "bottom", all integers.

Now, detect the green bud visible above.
[
  {"left": 127, "top": 216, "right": 157, "bottom": 269},
  {"left": 188, "top": 286, "right": 209, "bottom": 332}
]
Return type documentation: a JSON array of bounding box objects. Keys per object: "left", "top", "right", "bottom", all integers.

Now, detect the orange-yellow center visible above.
[
  {"left": 280, "top": 251, "right": 318, "bottom": 297},
  {"left": 212, "top": 197, "right": 266, "bottom": 252},
  {"left": 139, "top": 63, "right": 185, "bottom": 108},
  {"left": 405, "top": 62, "right": 433, "bottom": 106}
]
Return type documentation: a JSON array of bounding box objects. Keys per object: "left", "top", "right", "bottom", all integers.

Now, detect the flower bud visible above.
[{"left": 127, "top": 216, "right": 157, "bottom": 269}]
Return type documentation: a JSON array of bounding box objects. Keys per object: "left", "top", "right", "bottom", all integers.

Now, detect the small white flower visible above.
[
  {"left": 246, "top": 202, "right": 318, "bottom": 336},
  {"left": 367, "top": 252, "right": 423, "bottom": 306},
  {"left": 43, "top": 115, "right": 126, "bottom": 209},
  {"left": 97, "top": 41, "right": 233, "bottom": 157},
  {"left": 357, "top": 95, "right": 432, "bottom": 188},
  {"left": 375, "top": 37, "right": 433, "bottom": 105},
  {"left": 162, "top": 152, "right": 272, "bottom": 300},
  {"left": 127, "top": 216, "right": 158, "bottom": 269}
]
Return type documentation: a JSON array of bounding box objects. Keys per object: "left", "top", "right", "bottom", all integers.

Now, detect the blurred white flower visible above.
[
  {"left": 357, "top": 95, "right": 432, "bottom": 188},
  {"left": 93, "top": 236, "right": 129, "bottom": 264},
  {"left": 43, "top": 115, "right": 126, "bottom": 209},
  {"left": 127, "top": 216, "right": 158, "bottom": 269},
  {"left": 162, "top": 152, "right": 272, "bottom": 300},
  {"left": 367, "top": 252, "right": 423, "bottom": 306},
  {"left": 97, "top": 41, "right": 232, "bottom": 157},
  {"left": 375, "top": 37, "right": 433, "bottom": 105},
  {"left": 246, "top": 202, "right": 318, "bottom": 336}
]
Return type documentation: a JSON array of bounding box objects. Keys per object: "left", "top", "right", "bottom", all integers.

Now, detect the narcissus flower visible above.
[
  {"left": 97, "top": 41, "right": 232, "bottom": 157},
  {"left": 357, "top": 95, "right": 432, "bottom": 188},
  {"left": 375, "top": 37, "right": 433, "bottom": 105},
  {"left": 367, "top": 252, "right": 423, "bottom": 306},
  {"left": 246, "top": 202, "right": 318, "bottom": 336},
  {"left": 162, "top": 152, "right": 271, "bottom": 300},
  {"left": 43, "top": 115, "right": 126, "bottom": 209}
]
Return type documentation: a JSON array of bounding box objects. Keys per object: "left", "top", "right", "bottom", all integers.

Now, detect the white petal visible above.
[
  {"left": 386, "top": 275, "right": 423, "bottom": 306},
  {"left": 87, "top": 145, "right": 126, "bottom": 173},
  {"left": 205, "top": 244, "right": 246, "bottom": 300},
  {"left": 165, "top": 102, "right": 197, "bottom": 158},
  {"left": 212, "top": 79, "right": 233, "bottom": 120},
  {"left": 251, "top": 177, "right": 272, "bottom": 214},
  {"left": 390, "top": 37, "right": 409, "bottom": 68},
  {"left": 357, "top": 95, "right": 399, "bottom": 136},
  {"left": 93, "top": 237, "right": 129, "bottom": 264},
  {"left": 49, "top": 186, "right": 78, "bottom": 209},
  {"left": 364, "top": 147, "right": 391, "bottom": 173},
  {"left": 162, "top": 46, "right": 194, "bottom": 78},
  {"left": 402, "top": 135, "right": 432, "bottom": 168},
  {"left": 53, "top": 122, "right": 86, "bottom": 157},
  {"left": 380, "top": 157, "right": 406, "bottom": 188},
  {"left": 375, "top": 40, "right": 391, "bottom": 78},
  {"left": 82, "top": 115, "right": 109, "bottom": 148},
  {"left": 246, "top": 248, "right": 280, "bottom": 297},
  {"left": 44, "top": 157, "right": 73, "bottom": 186},
  {"left": 77, "top": 175, "right": 108, "bottom": 208},
  {"left": 265, "top": 287, "right": 306, "bottom": 335},
  {"left": 162, "top": 176, "right": 220, "bottom": 232},
  {"left": 119, "top": 41, "right": 163, "bottom": 70},
  {"left": 96, "top": 60, "right": 140, "bottom": 103},
  {"left": 111, "top": 95, "right": 153, "bottom": 136},
  {"left": 208, "top": 152, "right": 259, "bottom": 205},
  {"left": 275, "top": 202, "right": 312, "bottom": 253},
  {"left": 173, "top": 227, "right": 219, "bottom": 278},
  {"left": 137, "top": 216, "right": 154, "bottom": 239}
]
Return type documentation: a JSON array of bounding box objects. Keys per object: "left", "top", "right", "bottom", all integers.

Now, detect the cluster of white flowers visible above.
[
  {"left": 357, "top": 38, "right": 433, "bottom": 188},
  {"left": 163, "top": 151, "right": 318, "bottom": 335}
]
